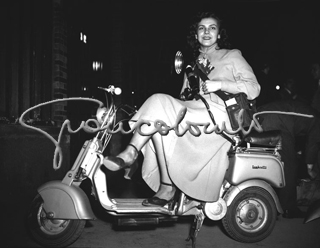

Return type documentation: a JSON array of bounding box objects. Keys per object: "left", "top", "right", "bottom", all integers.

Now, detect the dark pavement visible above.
[{"left": 4, "top": 200, "right": 320, "bottom": 248}]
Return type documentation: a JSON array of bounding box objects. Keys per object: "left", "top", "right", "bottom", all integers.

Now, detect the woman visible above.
[{"left": 103, "top": 12, "right": 260, "bottom": 206}]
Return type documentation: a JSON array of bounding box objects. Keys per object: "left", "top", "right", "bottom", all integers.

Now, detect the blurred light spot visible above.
[
  {"left": 93, "top": 61, "right": 103, "bottom": 71},
  {"left": 80, "top": 32, "right": 87, "bottom": 43}
]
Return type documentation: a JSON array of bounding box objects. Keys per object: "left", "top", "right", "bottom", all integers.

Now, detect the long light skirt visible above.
[{"left": 129, "top": 93, "right": 232, "bottom": 202}]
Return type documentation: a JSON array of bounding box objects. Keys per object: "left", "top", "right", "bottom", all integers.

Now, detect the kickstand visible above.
[{"left": 186, "top": 211, "right": 205, "bottom": 248}]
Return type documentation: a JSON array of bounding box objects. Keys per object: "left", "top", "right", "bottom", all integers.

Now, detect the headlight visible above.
[{"left": 96, "top": 107, "right": 108, "bottom": 124}]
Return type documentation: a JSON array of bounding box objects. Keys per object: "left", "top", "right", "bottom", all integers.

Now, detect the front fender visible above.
[
  {"left": 38, "top": 180, "right": 96, "bottom": 220},
  {"left": 223, "top": 179, "right": 283, "bottom": 214}
]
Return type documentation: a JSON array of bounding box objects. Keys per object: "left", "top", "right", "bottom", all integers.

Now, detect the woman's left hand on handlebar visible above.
[{"left": 201, "top": 80, "right": 222, "bottom": 94}]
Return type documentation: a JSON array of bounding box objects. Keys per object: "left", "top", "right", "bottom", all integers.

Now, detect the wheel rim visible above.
[
  {"left": 235, "top": 197, "right": 268, "bottom": 233},
  {"left": 37, "top": 203, "right": 70, "bottom": 235}
]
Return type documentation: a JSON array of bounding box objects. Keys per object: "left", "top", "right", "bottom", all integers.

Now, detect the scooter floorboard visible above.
[{"left": 111, "top": 198, "right": 173, "bottom": 215}]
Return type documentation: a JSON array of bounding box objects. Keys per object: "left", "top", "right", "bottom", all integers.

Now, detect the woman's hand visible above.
[{"left": 201, "top": 80, "right": 222, "bottom": 94}]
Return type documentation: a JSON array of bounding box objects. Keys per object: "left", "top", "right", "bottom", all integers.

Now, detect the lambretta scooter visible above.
[{"left": 26, "top": 83, "right": 285, "bottom": 248}]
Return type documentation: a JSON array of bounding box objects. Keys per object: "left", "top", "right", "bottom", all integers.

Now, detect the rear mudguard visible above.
[
  {"left": 304, "top": 199, "right": 320, "bottom": 224},
  {"left": 38, "top": 180, "right": 96, "bottom": 220},
  {"left": 223, "top": 179, "right": 283, "bottom": 214}
]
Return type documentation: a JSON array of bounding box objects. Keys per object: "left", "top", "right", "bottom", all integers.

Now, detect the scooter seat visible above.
[{"left": 243, "top": 130, "right": 282, "bottom": 147}]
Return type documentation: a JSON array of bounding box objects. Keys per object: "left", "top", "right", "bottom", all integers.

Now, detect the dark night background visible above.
[{"left": 1, "top": 0, "right": 320, "bottom": 123}]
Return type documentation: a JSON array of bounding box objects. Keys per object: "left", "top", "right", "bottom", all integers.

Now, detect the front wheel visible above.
[
  {"left": 222, "top": 187, "right": 277, "bottom": 243},
  {"left": 26, "top": 194, "right": 86, "bottom": 248}
]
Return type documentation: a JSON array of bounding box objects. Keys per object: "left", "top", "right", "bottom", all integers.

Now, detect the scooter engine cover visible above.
[
  {"left": 204, "top": 198, "right": 227, "bottom": 220},
  {"left": 226, "top": 150, "right": 285, "bottom": 188}
]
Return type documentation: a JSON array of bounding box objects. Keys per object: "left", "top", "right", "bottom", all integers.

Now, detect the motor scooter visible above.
[{"left": 25, "top": 83, "right": 286, "bottom": 248}]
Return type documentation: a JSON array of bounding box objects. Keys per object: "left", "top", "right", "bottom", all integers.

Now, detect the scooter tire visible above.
[
  {"left": 222, "top": 186, "right": 277, "bottom": 243},
  {"left": 26, "top": 194, "right": 86, "bottom": 248}
]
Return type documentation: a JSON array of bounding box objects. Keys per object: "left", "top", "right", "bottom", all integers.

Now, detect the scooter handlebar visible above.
[{"left": 98, "top": 86, "right": 122, "bottom": 95}]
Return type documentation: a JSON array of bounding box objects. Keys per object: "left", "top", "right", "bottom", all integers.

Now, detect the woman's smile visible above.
[{"left": 202, "top": 36, "right": 211, "bottom": 40}]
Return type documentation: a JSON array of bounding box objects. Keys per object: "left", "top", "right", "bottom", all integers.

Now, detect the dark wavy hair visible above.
[{"left": 185, "top": 12, "right": 231, "bottom": 63}]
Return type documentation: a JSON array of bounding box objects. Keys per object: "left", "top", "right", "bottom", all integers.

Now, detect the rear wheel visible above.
[
  {"left": 27, "top": 194, "right": 86, "bottom": 248},
  {"left": 222, "top": 187, "right": 277, "bottom": 243}
]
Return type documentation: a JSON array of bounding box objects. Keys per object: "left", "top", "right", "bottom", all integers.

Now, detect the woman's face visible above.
[{"left": 196, "top": 17, "right": 220, "bottom": 49}]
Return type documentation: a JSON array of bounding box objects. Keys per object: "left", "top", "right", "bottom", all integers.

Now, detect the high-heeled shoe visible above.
[
  {"left": 103, "top": 144, "right": 138, "bottom": 171},
  {"left": 142, "top": 182, "right": 175, "bottom": 207}
]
